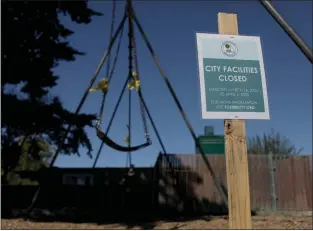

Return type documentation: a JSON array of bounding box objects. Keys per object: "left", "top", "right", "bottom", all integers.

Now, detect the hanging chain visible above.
[
  {"left": 105, "top": 0, "right": 116, "bottom": 80},
  {"left": 127, "top": 0, "right": 133, "bottom": 168},
  {"left": 97, "top": 0, "right": 124, "bottom": 127},
  {"left": 129, "top": 4, "right": 150, "bottom": 143},
  {"left": 97, "top": 0, "right": 150, "bottom": 148}
]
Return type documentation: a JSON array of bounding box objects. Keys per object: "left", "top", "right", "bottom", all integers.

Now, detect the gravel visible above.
[{"left": 2, "top": 216, "right": 312, "bottom": 230}]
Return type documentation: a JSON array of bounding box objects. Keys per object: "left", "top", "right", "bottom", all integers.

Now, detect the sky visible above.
[{"left": 52, "top": 1, "right": 312, "bottom": 168}]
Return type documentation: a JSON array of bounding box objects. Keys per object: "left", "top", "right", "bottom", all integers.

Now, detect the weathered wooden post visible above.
[
  {"left": 196, "top": 12, "right": 270, "bottom": 229},
  {"left": 218, "top": 13, "right": 252, "bottom": 229}
]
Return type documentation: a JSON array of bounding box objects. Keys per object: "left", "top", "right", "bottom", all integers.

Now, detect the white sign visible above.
[{"left": 196, "top": 33, "right": 270, "bottom": 120}]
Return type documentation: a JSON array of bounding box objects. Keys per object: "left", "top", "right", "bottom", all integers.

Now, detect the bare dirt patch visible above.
[{"left": 1, "top": 216, "right": 312, "bottom": 230}]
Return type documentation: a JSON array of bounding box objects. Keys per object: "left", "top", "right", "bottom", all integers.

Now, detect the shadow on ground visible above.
[
  {"left": 2, "top": 207, "right": 220, "bottom": 230},
  {"left": 2, "top": 154, "right": 253, "bottom": 229}
]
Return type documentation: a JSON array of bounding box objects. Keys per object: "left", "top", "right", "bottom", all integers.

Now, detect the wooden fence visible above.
[
  {"left": 156, "top": 154, "right": 312, "bottom": 214},
  {"left": 2, "top": 154, "right": 312, "bottom": 218}
]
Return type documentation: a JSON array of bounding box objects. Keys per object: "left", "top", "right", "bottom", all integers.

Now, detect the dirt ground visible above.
[{"left": 1, "top": 216, "right": 312, "bottom": 230}]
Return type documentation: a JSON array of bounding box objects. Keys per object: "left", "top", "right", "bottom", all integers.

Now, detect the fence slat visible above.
[{"left": 157, "top": 154, "right": 312, "bottom": 214}]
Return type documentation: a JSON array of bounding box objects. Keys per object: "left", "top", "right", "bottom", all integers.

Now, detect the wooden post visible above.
[{"left": 218, "top": 13, "right": 252, "bottom": 229}]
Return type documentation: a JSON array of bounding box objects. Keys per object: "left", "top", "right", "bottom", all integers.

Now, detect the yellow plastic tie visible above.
[
  {"left": 124, "top": 136, "right": 130, "bottom": 144},
  {"left": 89, "top": 78, "right": 109, "bottom": 93},
  {"left": 128, "top": 72, "right": 140, "bottom": 92}
]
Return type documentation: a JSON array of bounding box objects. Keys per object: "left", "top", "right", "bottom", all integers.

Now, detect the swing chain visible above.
[
  {"left": 128, "top": 1, "right": 151, "bottom": 144},
  {"left": 96, "top": 0, "right": 120, "bottom": 126},
  {"left": 95, "top": 117, "right": 101, "bottom": 129},
  {"left": 93, "top": 0, "right": 151, "bottom": 156}
]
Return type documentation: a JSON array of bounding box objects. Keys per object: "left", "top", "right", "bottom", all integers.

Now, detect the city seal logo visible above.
[{"left": 221, "top": 41, "right": 238, "bottom": 57}]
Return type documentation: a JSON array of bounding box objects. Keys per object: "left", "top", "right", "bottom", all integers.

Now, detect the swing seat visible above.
[{"left": 96, "top": 128, "right": 151, "bottom": 152}]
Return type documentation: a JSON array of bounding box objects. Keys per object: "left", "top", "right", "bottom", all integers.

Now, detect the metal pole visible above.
[
  {"left": 133, "top": 13, "right": 229, "bottom": 207},
  {"left": 268, "top": 152, "right": 277, "bottom": 211},
  {"left": 259, "top": 0, "right": 313, "bottom": 64}
]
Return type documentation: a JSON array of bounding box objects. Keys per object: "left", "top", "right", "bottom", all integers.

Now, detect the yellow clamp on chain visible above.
[
  {"left": 128, "top": 71, "right": 140, "bottom": 92},
  {"left": 89, "top": 78, "right": 109, "bottom": 93}
]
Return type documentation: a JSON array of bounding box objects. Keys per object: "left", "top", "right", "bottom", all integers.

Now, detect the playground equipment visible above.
[
  {"left": 24, "top": 0, "right": 312, "bottom": 219},
  {"left": 89, "top": 0, "right": 152, "bottom": 172},
  {"left": 24, "top": 0, "right": 229, "bottom": 218}
]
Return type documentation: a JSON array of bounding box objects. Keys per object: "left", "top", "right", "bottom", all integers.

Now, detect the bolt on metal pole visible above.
[{"left": 259, "top": 0, "right": 313, "bottom": 64}]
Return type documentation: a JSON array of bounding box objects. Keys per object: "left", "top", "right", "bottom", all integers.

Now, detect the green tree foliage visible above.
[
  {"left": 2, "top": 1, "right": 103, "bottom": 184},
  {"left": 247, "top": 129, "right": 303, "bottom": 155},
  {"left": 2, "top": 135, "right": 52, "bottom": 185}
]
